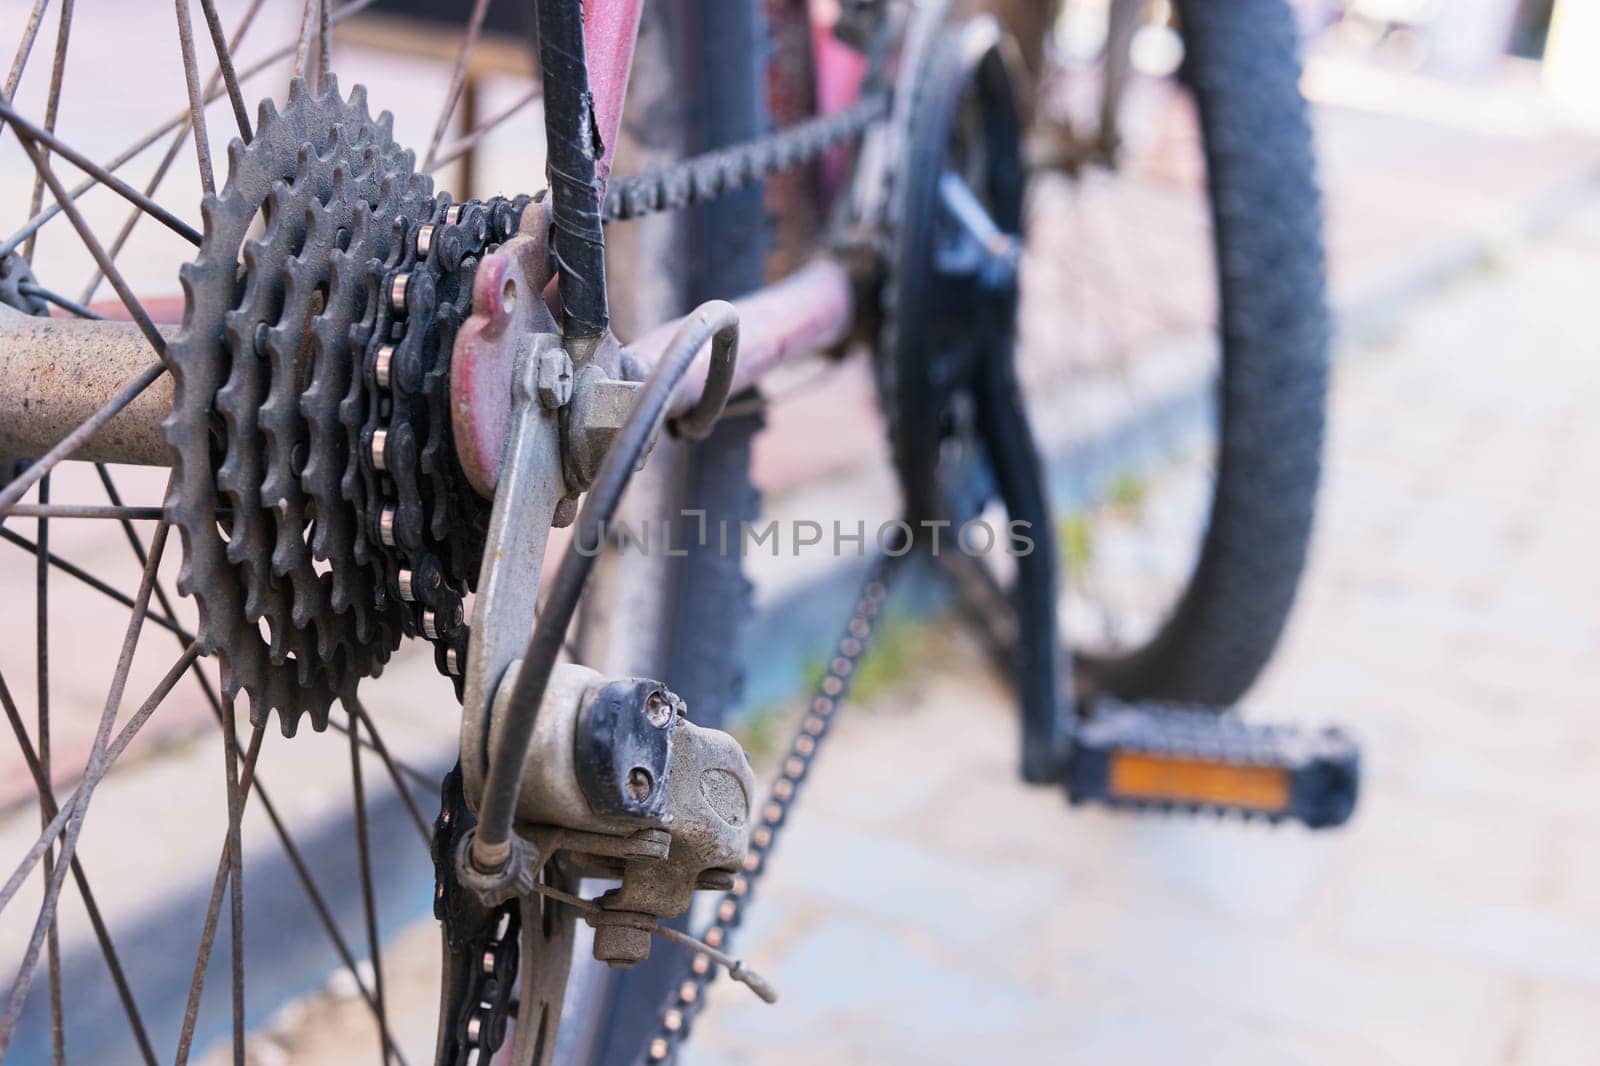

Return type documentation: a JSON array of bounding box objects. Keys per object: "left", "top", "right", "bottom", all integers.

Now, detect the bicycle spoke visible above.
[
  {"left": 173, "top": 721, "right": 264, "bottom": 1066},
  {"left": 0, "top": 633, "right": 201, "bottom": 915},
  {"left": 0, "top": 0, "right": 379, "bottom": 259},
  {"left": 221, "top": 696, "right": 246, "bottom": 1066},
  {"left": 35, "top": 478, "right": 64, "bottom": 1066},
  {"left": 198, "top": 0, "right": 252, "bottom": 142},
  {"left": 20, "top": 0, "right": 71, "bottom": 266},
  {"left": 6, "top": 503, "right": 166, "bottom": 521},
  {"left": 5, "top": 97, "right": 168, "bottom": 351},
  {"left": 0, "top": 0, "right": 51, "bottom": 147},
  {"left": 347, "top": 710, "right": 391, "bottom": 1064},
  {"left": 423, "top": 0, "right": 492, "bottom": 171},
  {"left": 0, "top": 673, "right": 160, "bottom": 1065},
  {"left": 0, "top": 642, "right": 195, "bottom": 921},
  {"left": 17, "top": 279, "right": 97, "bottom": 317},
  {"left": 0, "top": 517, "right": 174, "bottom": 1058},
  {"left": 80, "top": 0, "right": 264, "bottom": 303},
  {"left": 168, "top": 679, "right": 411, "bottom": 1066},
  {"left": 94, "top": 459, "right": 210, "bottom": 679},
  {"left": 426, "top": 84, "right": 541, "bottom": 174},
  {"left": 293, "top": 0, "right": 319, "bottom": 85},
  {"left": 78, "top": 133, "right": 192, "bottom": 304},
  {"left": 259, "top": 788, "right": 410, "bottom": 1066},
  {"left": 343, "top": 699, "right": 434, "bottom": 843},
  {"left": 0, "top": 527, "right": 188, "bottom": 639},
  {"left": 90, "top": 464, "right": 253, "bottom": 1066},
  {"left": 165, "top": 654, "right": 411, "bottom": 1066},
  {"left": 317, "top": 0, "right": 331, "bottom": 89},
  {"left": 0, "top": 639, "right": 200, "bottom": 1036},
  {"left": 174, "top": 0, "right": 217, "bottom": 194},
  {"left": 176, "top": 762, "right": 413, "bottom": 1066},
  {"left": 0, "top": 100, "right": 203, "bottom": 247}
]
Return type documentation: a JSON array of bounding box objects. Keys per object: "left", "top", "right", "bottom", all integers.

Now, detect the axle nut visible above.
[{"left": 593, "top": 923, "right": 652, "bottom": 967}]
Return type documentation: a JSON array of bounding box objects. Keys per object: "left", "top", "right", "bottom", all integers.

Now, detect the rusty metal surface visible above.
[
  {"left": 0, "top": 253, "right": 852, "bottom": 504},
  {"left": 584, "top": 0, "right": 646, "bottom": 186},
  {"left": 449, "top": 201, "right": 557, "bottom": 497},
  {"left": 0, "top": 305, "right": 174, "bottom": 465},
  {"left": 762, "top": 0, "right": 824, "bottom": 278}
]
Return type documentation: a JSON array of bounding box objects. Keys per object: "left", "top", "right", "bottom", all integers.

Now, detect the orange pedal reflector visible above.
[
  {"left": 1107, "top": 751, "right": 1291, "bottom": 813},
  {"left": 1064, "top": 703, "right": 1360, "bottom": 828}
]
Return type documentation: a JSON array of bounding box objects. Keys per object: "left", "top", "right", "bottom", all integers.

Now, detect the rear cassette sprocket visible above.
[{"left": 165, "top": 77, "right": 431, "bottom": 734}]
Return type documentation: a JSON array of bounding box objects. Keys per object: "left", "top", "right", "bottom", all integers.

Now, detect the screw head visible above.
[
  {"left": 644, "top": 690, "right": 674, "bottom": 728},
  {"left": 626, "top": 766, "right": 654, "bottom": 803}
]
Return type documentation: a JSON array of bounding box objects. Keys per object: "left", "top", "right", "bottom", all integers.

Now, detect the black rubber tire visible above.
[
  {"left": 1070, "top": 0, "right": 1331, "bottom": 705},
  {"left": 586, "top": 2, "right": 769, "bottom": 1061}
]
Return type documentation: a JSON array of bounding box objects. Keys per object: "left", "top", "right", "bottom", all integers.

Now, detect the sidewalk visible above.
[{"left": 684, "top": 193, "right": 1600, "bottom": 1066}]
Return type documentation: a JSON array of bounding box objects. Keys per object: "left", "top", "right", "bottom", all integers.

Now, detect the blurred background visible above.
[{"left": 0, "top": 0, "right": 1597, "bottom": 1062}]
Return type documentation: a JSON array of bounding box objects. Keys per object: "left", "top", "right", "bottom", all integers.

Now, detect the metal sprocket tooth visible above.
[
  {"left": 165, "top": 75, "right": 424, "bottom": 734},
  {"left": 265, "top": 152, "right": 408, "bottom": 676},
  {"left": 304, "top": 172, "right": 425, "bottom": 657}
]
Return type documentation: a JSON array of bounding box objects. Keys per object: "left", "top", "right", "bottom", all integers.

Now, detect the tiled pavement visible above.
[{"left": 682, "top": 202, "right": 1600, "bottom": 1066}]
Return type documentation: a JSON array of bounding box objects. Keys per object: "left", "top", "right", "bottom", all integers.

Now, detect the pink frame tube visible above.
[
  {"left": 9, "top": 4, "right": 869, "bottom": 473},
  {"left": 629, "top": 259, "right": 858, "bottom": 419},
  {"left": 583, "top": 0, "right": 646, "bottom": 186}
]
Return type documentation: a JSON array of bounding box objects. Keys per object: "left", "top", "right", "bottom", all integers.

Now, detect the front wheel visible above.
[
  {"left": 1056, "top": 0, "right": 1331, "bottom": 705},
  {"left": 882, "top": 0, "right": 1330, "bottom": 715}
]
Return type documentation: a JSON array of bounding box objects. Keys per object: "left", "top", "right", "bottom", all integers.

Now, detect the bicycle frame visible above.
[{"left": 0, "top": 0, "right": 868, "bottom": 472}]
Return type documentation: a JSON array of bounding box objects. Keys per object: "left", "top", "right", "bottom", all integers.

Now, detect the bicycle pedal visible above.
[{"left": 1064, "top": 702, "right": 1359, "bottom": 829}]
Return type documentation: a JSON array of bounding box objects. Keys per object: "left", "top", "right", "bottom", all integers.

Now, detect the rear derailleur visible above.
[
  {"left": 433, "top": 667, "right": 760, "bottom": 1065},
  {"left": 429, "top": 202, "right": 759, "bottom": 1065}
]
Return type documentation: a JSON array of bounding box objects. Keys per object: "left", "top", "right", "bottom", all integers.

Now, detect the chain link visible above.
[
  {"left": 361, "top": 195, "right": 530, "bottom": 695},
  {"left": 432, "top": 764, "right": 522, "bottom": 1066},
  {"left": 638, "top": 550, "right": 904, "bottom": 1063},
  {"left": 603, "top": 93, "right": 889, "bottom": 222}
]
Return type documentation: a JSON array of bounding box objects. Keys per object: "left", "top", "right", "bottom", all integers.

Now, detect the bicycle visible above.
[{"left": 0, "top": 0, "right": 1358, "bottom": 1062}]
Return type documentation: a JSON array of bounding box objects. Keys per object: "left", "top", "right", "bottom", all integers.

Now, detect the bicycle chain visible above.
[
  {"left": 432, "top": 764, "right": 522, "bottom": 1066},
  {"left": 355, "top": 193, "right": 530, "bottom": 696},
  {"left": 639, "top": 553, "right": 902, "bottom": 1063},
  {"left": 603, "top": 92, "right": 889, "bottom": 222}
]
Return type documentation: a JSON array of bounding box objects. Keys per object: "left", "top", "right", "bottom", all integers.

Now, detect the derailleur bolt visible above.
[
  {"left": 535, "top": 347, "right": 574, "bottom": 409},
  {"left": 644, "top": 689, "right": 676, "bottom": 727}
]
